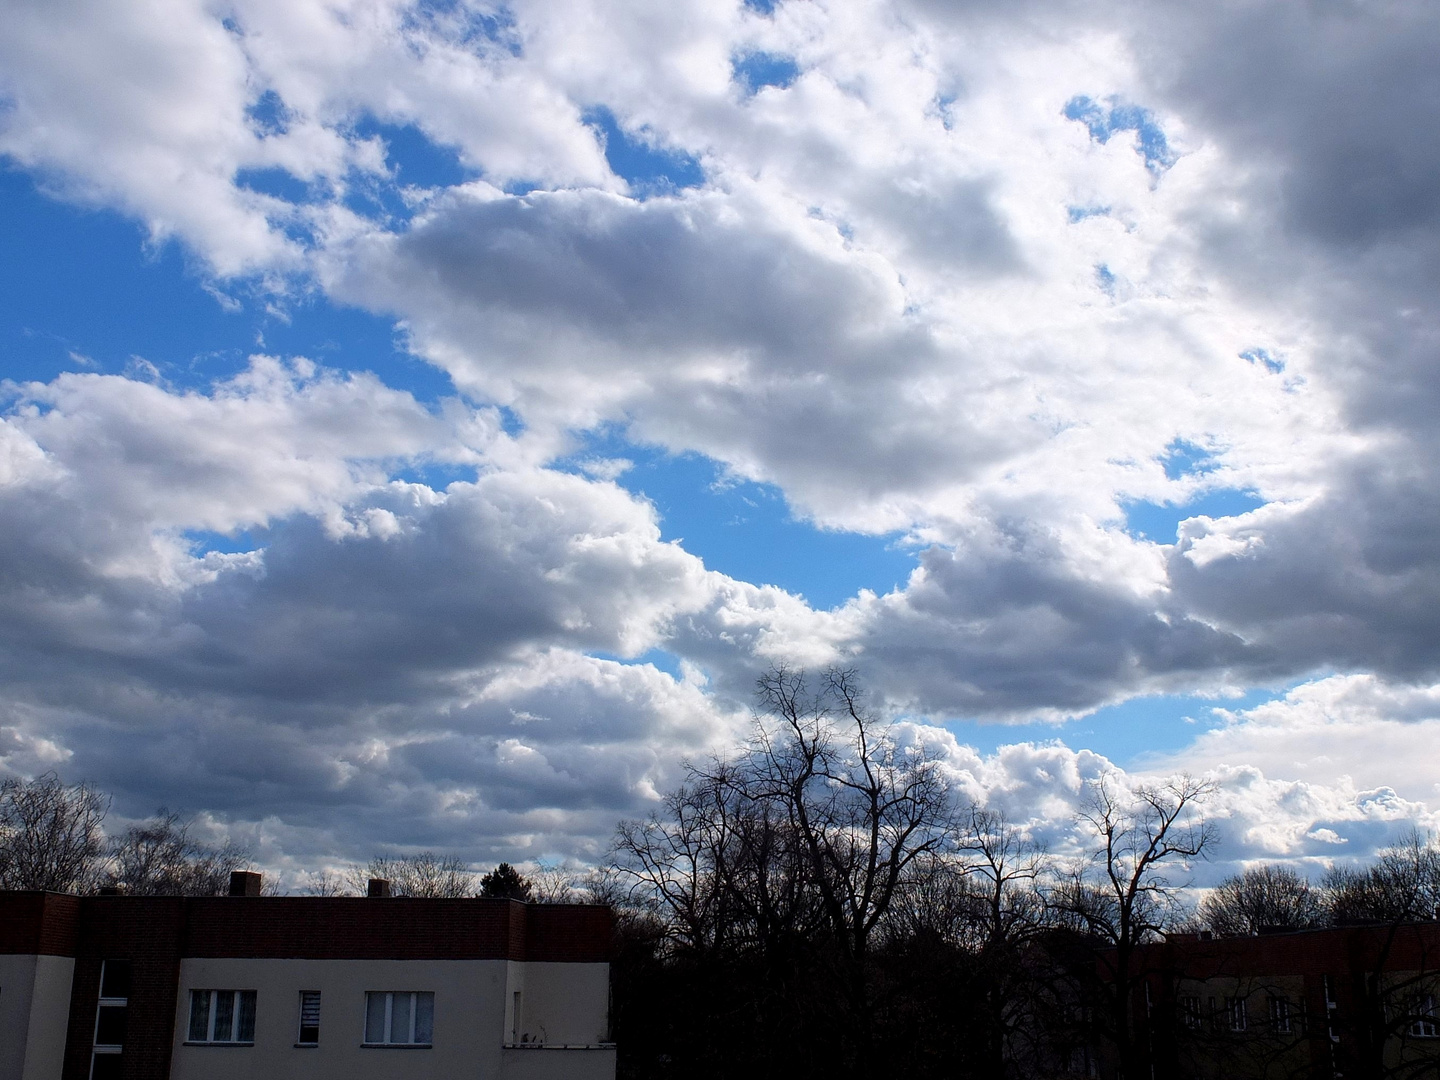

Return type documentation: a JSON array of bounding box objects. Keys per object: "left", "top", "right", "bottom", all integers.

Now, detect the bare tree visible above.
[
  {"left": 1324, "top": 829, "right": 1440, "bottom": 925},
  {"left": 528, "top": 864, "right": 588, "bottom": 904},
  {"left": 607, "top": 665, "right": 962, "bottom": 1076},
  {"left": 1320, "top": 832, "right": 1440, "bottom": 1080},
  {"left": 748, "top": 665, "right": 958, "bottom": 1068},
  {"left": 956, "top": 808, "right": 1051, "bottom": 1074},
  {"left": 106, "top": 809, "right": 250, "bottom": 896},
  {"left": 1055, "top": 772, "right": 1217, "bottom": 1079},
  {"left": 299, "top": 869, "right": 351, "bottom": 896},
  {"left": 0, "top": 773, "right": 109, "bottom": 892},
  {"left": 1200, "top": 865, "right": 1322, "bottom": 936},
  {"left": 347, "top": 852, "right": 476, "bottom": 897}
]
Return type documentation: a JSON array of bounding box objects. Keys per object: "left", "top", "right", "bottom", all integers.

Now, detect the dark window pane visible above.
[
  {"left": 100, "top": 961, "right": 131, "bottom": 1000},
  {"left": 214, "top": 991, "right": 235, "bottom": 1042},
  {"left": 188, "top": 991, "right": 210, "bottom": 1042},
  {"left": 94, "top": 1005, "right": 127, "bottom": 1047},
  {"left": 298, "top": 991, "right": 321, "bottom": 1044},
  {"left": 236, "top": 991, "right": 256, "bottom": 1042},
  {"left": 90, "top": 1053, "right": 123, "bottom": 1080},
  {"left": 365, "top": 993, "right": 386, "bottom": 1043},
  {"left": 392, "top": 993, "right": 412, "bottom": 1044},
  {"left": 414, "top": 993, "right": 433, "bottom": 1044}
]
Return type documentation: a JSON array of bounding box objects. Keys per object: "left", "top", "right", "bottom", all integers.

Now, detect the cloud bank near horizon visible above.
[{"left": 3, "top": 0, "right": 1440, "bottom": 880}]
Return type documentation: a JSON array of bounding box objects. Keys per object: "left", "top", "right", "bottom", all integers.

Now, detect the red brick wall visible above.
[
  {"left": 525, "top": 903, "right": 614, "bottom": 963},
  {"left": 0, "top": 891, "right": 80, "bottom": 955},
  {"left": 62, "top": 896, "right": 186, "bottom": 1080}
]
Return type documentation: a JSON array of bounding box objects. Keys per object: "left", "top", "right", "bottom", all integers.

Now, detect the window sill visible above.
[
  {"left": 182, "top": 1042, "right": 255, "bottom": 1048},
  {"left": 504, "top": 1043, "right": 617, "bottom": 1050},
  {"left": 294, "top": 1043, "right": 319, "bottom": 1048},
  {"left": 360, "top": 1043, "right": 432, "bottom": 1050}
]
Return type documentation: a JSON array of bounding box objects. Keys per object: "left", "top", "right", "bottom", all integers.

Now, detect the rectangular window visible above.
[
  {"left": 99, "top": 960, "right": 132, "bottom": 1002},
  {"left": 1410, "top": 994, "right": 1438, "bottom": 1039},
  {"left": 1179, "top": 996, "right": 1203, "bottom": 1031},
  {"left": 91, "top": 960, "right": 130, "bottom": 1079},
  {"left": 187, "top": 990, "right": 257, "bottom": 1044},
  {"left": 298, "top": 991, "right": 321, "bottom": 1045},
  {"left": 1269, "top": 996, "right": 1292, "bottom": 1034},
  {"left": 1226, "top": 996, "right": 1248, "bottom": 1032},
  {"left": 363, "top": 992, "right": 434, "bottom": 1046}
]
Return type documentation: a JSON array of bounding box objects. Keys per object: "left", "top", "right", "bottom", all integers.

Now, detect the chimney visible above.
[
  {"left": 368, "top": 878, "right": 392, "bottom": 898},
  {"left": 228, "top": 871, "right": 262, "bottom": 897},
  {"left": 98, "top": 885, "right": 123, "bottom": 896}
]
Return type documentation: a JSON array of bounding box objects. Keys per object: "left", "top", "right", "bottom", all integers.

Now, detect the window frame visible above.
[
  {"left": 362, "top": 991, "right": 435, "bottom": 1048},
  {"left": 1268, "top": 995, "right": 1292, "bottom": 1034},
  {"left": 186, "top": 989, "right": 258, "bottom": 1045},
  {"left": 1225, "top": 995, "right": 1248, "bottom": 1033},
  {"left": 93, "top": 960, "right": 129, "bottom": 1054},
  {"left": 1409, "top": 994, "right": 1438, "bottom": 1039},
  {"left": 1178, "top": 995, "right": 1203, "bottom": 1031},
  {"left": 90, "top": 960, "right": 130, "bottom": 1080},
  {"left": 297, "top": 990, "right": 322, "bottom": 1047}
]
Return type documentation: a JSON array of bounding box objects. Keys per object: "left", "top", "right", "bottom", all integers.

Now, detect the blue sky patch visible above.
[
  {"left": 352, "top": 117, "right": 475, "bottom": 189},
  {"left": 589, "top": 647, "right": 685, "bottom": 680},
  {"left": 1241, "top": 347, "right": 1285, "bottom": 374},
  {"left": 956, "top": 685, "right": 1284, "bottom": 767},
  {"left": 1161, "top": 438, "right": 1219, "bottom": 481},
  {"left": 0, "top": 168, "right": 455, "bottom": 403},
  {"left": 1123, "top": 488, "right": 1266, "bottom": 545},
  {"left": 235, "top": 166, "right": 312, "bottom": 203},
  {"left": 390, "top": 460, "right": 478, "bottom": 490},
  {"left": 743, "top": 0, "right": 779, "bottom": 12},
  {"left": 561, "top": 436, "right": 916, "bottom": 609},
  {"left": 1064, "top": 95, "right": 1179, "bottom": 176},
  {"left": 1067, "top": 204, "right": 1110, "bottom": 223},
  {"left": 185, "top": 527, "right": 265, "bottom": 556},
  {"left": 584, "top": 107, "right": 704, "bottom": 194},
  {"left": 1095, "top": 263, "right": 1117, "bottom": 295},
  {"left": 405, "top": 0, "right": 522, "bottom": 54},
  {"left": 245, "top": 90, "right": 291, "bottom": 136},
  {"left": 733, "top": 52, "right": 800, "bottom": 93}
]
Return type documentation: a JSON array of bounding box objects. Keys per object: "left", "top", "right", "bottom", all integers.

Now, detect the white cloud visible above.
[
  {"left": 2, "top": 0, "right": 1440, "bottom": 870},
  {"left": 1145, "top": 675, "right": 1440, "bottom": 807}
]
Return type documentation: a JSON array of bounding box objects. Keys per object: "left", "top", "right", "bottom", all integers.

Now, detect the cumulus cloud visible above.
[
  {"left": 0, "top": 360, "right": 748, "bottom": 860},
  {"left": 1, "top": 0, "right": 1439, "bottom": 870}
]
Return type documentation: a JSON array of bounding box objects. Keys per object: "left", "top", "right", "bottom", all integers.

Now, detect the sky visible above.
[{"left": 2, "top": 0, "right": 1440, "bottom": 887}]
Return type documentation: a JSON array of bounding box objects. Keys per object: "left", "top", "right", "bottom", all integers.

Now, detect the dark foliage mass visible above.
[{"left": 480, "top": 861, "right": 535, "bottom": 901}]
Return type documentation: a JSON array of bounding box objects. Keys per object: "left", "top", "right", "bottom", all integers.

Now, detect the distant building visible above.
[
  {"left": 1071, "top": 922, "right": 1440, "bottom": 1079},
  {"left": 0, "top": 873, "right": 615, "bottom": 1080}
]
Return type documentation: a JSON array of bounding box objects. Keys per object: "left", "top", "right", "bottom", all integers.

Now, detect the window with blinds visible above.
[{"left": 297, "top": 991, "right": 321, "bottom": 1045}]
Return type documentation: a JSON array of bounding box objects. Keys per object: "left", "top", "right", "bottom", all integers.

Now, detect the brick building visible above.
[
  {"left": 1080, "top": 922, "right": 1440, "bottom": 1079},
  {"left": 0, "top": 875, "right": 615, "bottom": 1080}
]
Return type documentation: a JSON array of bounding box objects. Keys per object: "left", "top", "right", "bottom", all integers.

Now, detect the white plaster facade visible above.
[
  {"left": 0, "top": 954, "right": 75, "bottom": 1080},
  {"left": 168, "top": 957, "right": 612, "bottom": 1080}
]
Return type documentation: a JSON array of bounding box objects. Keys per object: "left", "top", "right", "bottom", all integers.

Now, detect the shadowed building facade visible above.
[{"left": 0, "top": 875, "right": 614, "bottom": 1080}]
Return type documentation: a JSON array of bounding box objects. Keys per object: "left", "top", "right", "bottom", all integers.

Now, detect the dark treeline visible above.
[
  {"left": 0, "top": 772, "right": 557, "bottom": 901},
  {"left": 597, "top": 667, "right": 1440, "bottom": 1080},
  {"left": 5, "top": 669, "right": 1440, "bottom": 1079}
]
